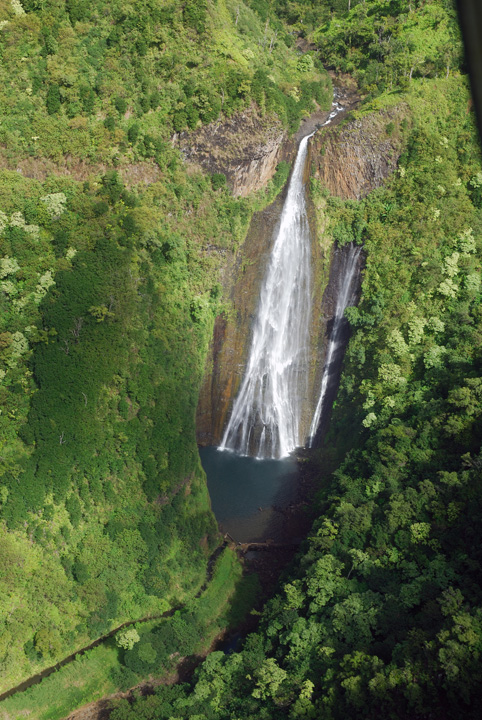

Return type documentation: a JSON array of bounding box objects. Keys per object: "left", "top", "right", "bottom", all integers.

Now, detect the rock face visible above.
[
  {"left": 174, "top": 81, "right": 359, "bottom": 198},
  {"left": 196, "top": 87, "right": 406, "bottom": 449},
  {"left": 308, "top": 243, "right": 363, "bottom": 447},
  {"left": 305, "top": 102, "right": 407, "bottom": 444},
  {"left": 174, "top": 107, "right": 288, "bottom": 197},
  {"left": 311, "top": 104, "right": 408, "bottom": 200},
  {"left": 196, "top": 177, "right": 335, "bottom": 448},
  {"left": 196, "top": 188, "right": 287, "bottom": 445},
  {"left": 195, "top": 135, "right": 336, "bottom": 448},
  {"left": 194, "top": 101, "right": 338, "bottom": 446}
]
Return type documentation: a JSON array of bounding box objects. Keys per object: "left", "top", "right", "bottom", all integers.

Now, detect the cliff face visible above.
[
  {"left": 195, "top": 146, "right": 333, "bottom": 445},
  {"left": 196, "top": 91, "right": 406, "bottom": 448},
  {"left": 174, "top": 107, "right": 288, "bottom": 197},
  {"left": 174, "top": 88, "right": 354, "bottom": 198},
  {"left": 194, "top": 103, "right": 337, "bottom": 445},
  {"left": 311, "top": 104, "right": 409, "bottom": 200},
  {"left": 306, "top": 103, "right": 407, "bottom": 443},
  {"left": 196, "top": 169, "right": 334, "bottom": 448},
  {"left": 196, "top": 188, "right": 286, "bottom": 444}
]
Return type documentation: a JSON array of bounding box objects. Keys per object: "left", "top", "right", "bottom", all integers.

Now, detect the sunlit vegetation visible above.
[
  {"left": 0, "top": 0, "right": 331, "bottom": 166},
  {"left": 312, "top": 0, "right": 462, "bottom": 96},
  {"left": 0, "top": 153, "right": 297, "bottom": 691},
  {"left": 0, "top": 548, "right": 259, "bottom": 720},
  {"left": 102, "top": 2, "right": 482, "bottom": 719},
  {"left": 2, "top": 0, "right": 482, "bottom": 716},
  {"left": 0, "top": 0, "right": 332, "bottom": 694}
]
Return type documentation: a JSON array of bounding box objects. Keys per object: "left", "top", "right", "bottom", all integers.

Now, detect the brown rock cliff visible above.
[
  {"left": 311, "top": 104, "right": 409, "bottom": 200},
  {"left": 174, "top": 107, "right": 288, "bottom": 197}
]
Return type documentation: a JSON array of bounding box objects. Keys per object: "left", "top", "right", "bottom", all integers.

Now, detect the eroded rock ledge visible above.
[
  {"left": 174, "top": 106, "right": 287, "bottom": 197},
  {"left": 311, "top": 103, "right": 409, "bottom": 200},
  {"left": 174, "top": 79, "right": 359, "bottom": 198}
]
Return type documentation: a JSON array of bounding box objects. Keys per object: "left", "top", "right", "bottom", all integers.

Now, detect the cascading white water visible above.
[
  {"left": 219, "top": 132, "right": 315, "bottom": 460},
  {"left": 308, "top": 243, "right": 362, "bottom": 446},
  {"left": 218, "top": 94, "right": 345, "bottom": 460}
]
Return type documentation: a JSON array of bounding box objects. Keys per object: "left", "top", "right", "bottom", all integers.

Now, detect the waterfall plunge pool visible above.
[
  {"left": 200, "top": 97, "right": 354, "bottom": 542},
  {"left": 199, "top": 446, "right": 299, "bottom": 543}
]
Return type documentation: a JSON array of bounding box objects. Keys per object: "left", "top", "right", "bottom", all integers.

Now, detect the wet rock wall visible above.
[{"left": 196, "top": 88, "right": 407, "bottom": 448}]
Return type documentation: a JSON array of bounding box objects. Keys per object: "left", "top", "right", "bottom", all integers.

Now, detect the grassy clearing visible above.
[{"left": 0, "top": 548, "right": 258, "bottom": 720}]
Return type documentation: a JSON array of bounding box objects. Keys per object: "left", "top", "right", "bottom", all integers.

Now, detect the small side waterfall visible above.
[
  {"left": 219, "top": 132, "right": 315, "bottom": 460},
  {"left": 308, "top": 243, "right": 362, "bottom": 446}
]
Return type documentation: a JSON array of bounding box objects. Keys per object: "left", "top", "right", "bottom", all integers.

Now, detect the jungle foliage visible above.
[
  {"left": 0, "top": 0, "right": 330, "bottom": 693},
  {"left": 107, "top": 2, "right": 482, "bottom": 719},
  {"left": 0, "top": 547, "right": 259, "bottom": 720},
  {"left": 0, "top": 0, "right": 331, "bottom": 165},
  {"left": 2, "top": 0, "right": 482, "bottom": 716}
]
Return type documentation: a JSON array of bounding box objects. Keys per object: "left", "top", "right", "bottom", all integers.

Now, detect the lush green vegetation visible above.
[
  {"left": 0, "top": 0, "right": 330, "bottom": 165},
  {"left": 2, "top": 0, "right": 482, "bottom": 716},
  {"left": 312, "top": 0, "right": 462, "bottom": 97},
  {"left": 275, "top": 0, "right": 462, "bottom": 96},
  {"left": 102, "top": 2, "right": 482, "bottom": 719},
  {"left": 0, "top": 0, "right": 331, "bottom": 695},
  {"left": 0, "top": 547, "right": 259, "bottom": 720}
]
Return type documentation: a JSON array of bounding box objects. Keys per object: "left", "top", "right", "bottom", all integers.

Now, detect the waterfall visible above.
[
  {"left": 218, "top": 93, "right": 345, "bottom": 460},
  {"left": 308, "top": 243, "right": 362, "bottom": 446},
  {"left": 219, "top": 132, "right": 315, "bottom": 460}
]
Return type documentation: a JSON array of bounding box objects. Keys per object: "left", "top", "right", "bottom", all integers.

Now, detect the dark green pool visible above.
[{"left": 199, "top": 446, "right": 299, "bottom": 543}]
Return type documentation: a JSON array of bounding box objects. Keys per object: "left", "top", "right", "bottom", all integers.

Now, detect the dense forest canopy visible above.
[
  {"left": 109, "top": 1, "right": 481, "bottom": 718},
  {"left": 1, "top": 0, "right": 482, "bottom": 718}
]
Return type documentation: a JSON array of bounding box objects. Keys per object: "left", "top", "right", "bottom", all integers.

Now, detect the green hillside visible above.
[
  {"left": 103, "top": 2, "right": 482, "bottom": 719},
  {"left": 1, "top": 0, "right": 482, "bottom": 718},
  {"left": 0, "top": 0, "right": 330, "bottom": 694}
]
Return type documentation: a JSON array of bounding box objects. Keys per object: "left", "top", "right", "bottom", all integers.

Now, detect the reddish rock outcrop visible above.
[{"left": 311, "top": 103, "right": 409, "bottom": 200}]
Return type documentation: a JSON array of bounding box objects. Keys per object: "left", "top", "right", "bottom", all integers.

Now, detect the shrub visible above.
[
  {"left": 172, "top": 110, "right": 188, "bottom": 132},
  {"left": 116, "top": 628, "right": 140, "bottom": 650},
  {"left": 127, "top": 123, "right": 140, "bottom": 145},
  {"left": 183, "top": 1, "right": 207, "bottom": 33},
  {"left": 114, "top": 97, "right": 128, "bottom": 115},
  {"left": 211, "top": 173, "right": 227, "bottom": 191}
]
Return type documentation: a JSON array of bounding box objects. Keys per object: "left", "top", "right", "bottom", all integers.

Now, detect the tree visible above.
[
  {"left": 116, "top": 628, "right": 140, "bottom": 650},
  {"left": 46, "top": 85, "right": 61, "bottom": 115}
]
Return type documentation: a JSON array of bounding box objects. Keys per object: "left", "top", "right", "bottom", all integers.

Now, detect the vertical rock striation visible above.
[
  {"left": 174, "top": 107, "right": 289, "bottom": 197},
  {"left": 196, "top": 90, "right": 407, "bottom": 450},
  {"left": 311, "top": 104, "right": 408, "bottom": 200}
]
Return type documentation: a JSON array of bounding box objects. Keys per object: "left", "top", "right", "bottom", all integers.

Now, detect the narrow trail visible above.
[{"left": 0, "top": 542, "right": 228, "bottom": 705}]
